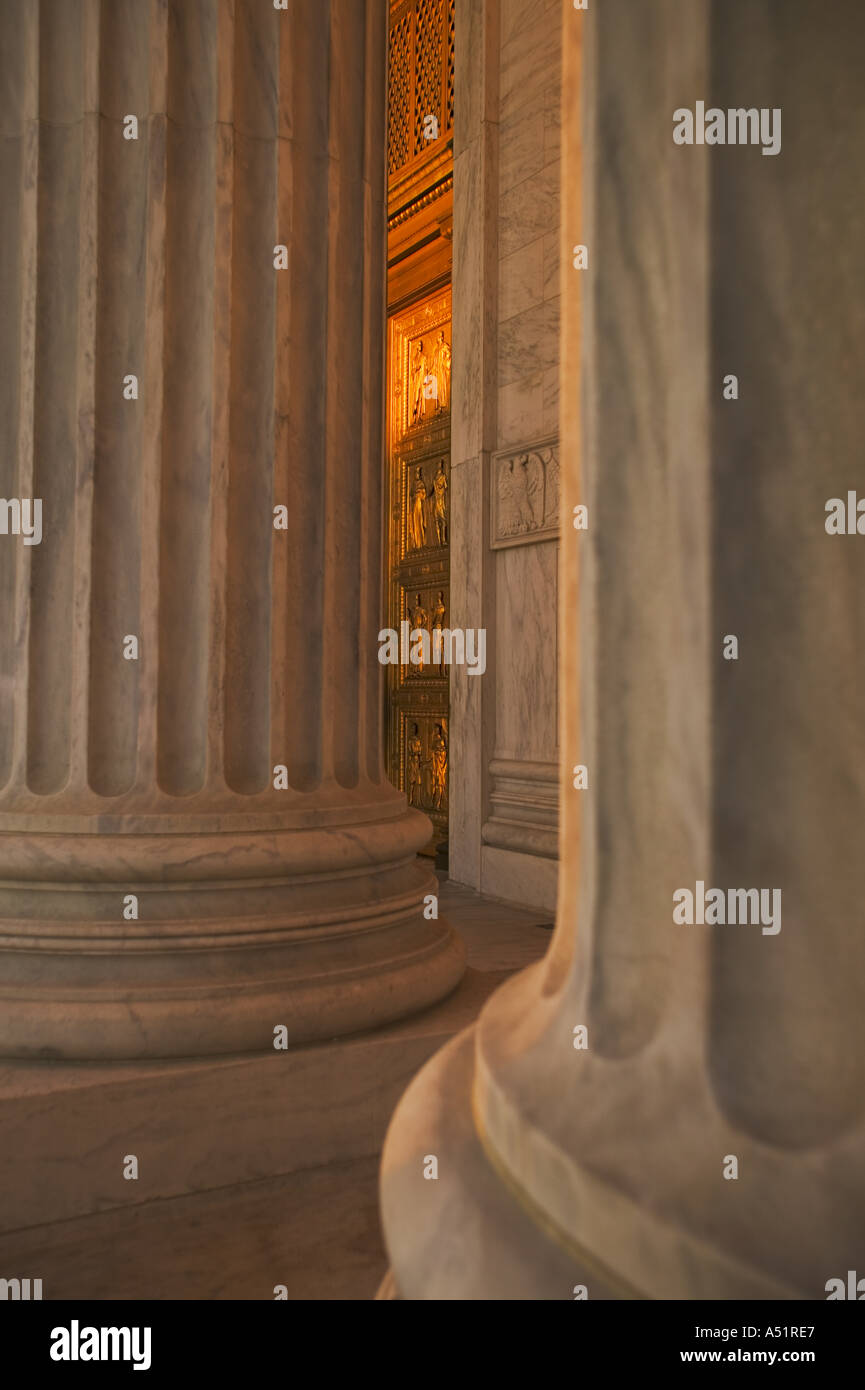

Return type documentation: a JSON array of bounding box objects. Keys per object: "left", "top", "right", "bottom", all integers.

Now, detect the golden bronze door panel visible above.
[
  {"left": 401, "top": 710, "right": 448, "bottom": 815},
  {"left": 386, "top": 288, "right": 451, "bottom": 849},
  {"left": 385, "top": 2, "right": 453, "bottom": 855},
  {"left": 398, "top": 579, "right": 450, "bottom": 681}
]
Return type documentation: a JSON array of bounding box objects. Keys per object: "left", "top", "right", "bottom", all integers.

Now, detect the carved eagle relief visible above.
[{"left": 498, "top": 453, "right": 544, "bottom": 536}]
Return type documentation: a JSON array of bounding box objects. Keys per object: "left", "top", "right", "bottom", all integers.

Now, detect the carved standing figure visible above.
[
  {"left": 411, "top": 340, "right": 428, "bottom": 422},
  {"left": 430, "top": 723, "right": 448, "bottom": 810},
  {"left": 433, "top": 330, "right": 451, "bottom": 410},
  {"left": 407, "top": 724, "right": 423, "bottom": 806},
  {"left": 432, "top": 591, "right": 447, "bottom": 673},
  {"left": 411, "top": 592, "right": 429, "bottom": 673},
  {"left": 432, "top": 459, "right": 449, "bottom": 546},
  {"left": 408, "top": 466, "right": 428, "bottom": 551}
]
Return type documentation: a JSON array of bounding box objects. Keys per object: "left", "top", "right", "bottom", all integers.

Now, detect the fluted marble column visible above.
[
  {"left": 380, "top": 0, "right": 865, "bottom": 1299},
  {"left": 0, "top": 0, "right": 464, "bottom": 1059}
]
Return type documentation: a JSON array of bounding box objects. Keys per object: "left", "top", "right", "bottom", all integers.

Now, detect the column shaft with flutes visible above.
[{"left": 0, "top": 0, "right": 464, "bottom": 1060}]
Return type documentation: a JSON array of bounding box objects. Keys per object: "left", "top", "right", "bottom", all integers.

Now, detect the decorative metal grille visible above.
[
  {"left": 413, "top": 0, "right": 443, "bottom": 155},
  {"left": 388, "top": 0, "right": 455, "bottom": 178},
  {"left": 446, "top": 0, "right": 455, "bottom": 129},
  {"left": 388, "top": 9, "right": 412, "bottom": 174}
]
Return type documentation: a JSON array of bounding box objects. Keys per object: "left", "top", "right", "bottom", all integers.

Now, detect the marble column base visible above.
[
  {"left": 471, "top": 972, "right": 855, "bottom": 1301},
  {"left": 0, "top": 804, "right": 465, "bottom": 1059},
  {"left": 382, "top": 965, "right": 853, "bottom": 1300},
  {"left": 379, "top": 1026, "right": 614, "bottom": 1299}
]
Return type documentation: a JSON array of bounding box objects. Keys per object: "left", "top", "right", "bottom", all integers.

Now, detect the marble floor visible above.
[
  {"left": 1, "top": 878, "right": 552, "bottom": 1300},
  {"left": 436, "top": 875, "right": 554, "bottom": 972}
]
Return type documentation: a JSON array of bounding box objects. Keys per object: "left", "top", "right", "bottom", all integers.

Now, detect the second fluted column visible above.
[{"left": 0, "top": 0, "right": 464, "bottom": 1059}]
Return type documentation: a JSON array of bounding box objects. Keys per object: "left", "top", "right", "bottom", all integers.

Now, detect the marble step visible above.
[
  {"left": 0, "top": 1156, "right": 386, "bottom": 1300},
  {"left": 0, "top": 966, "right": 507, "bottom": 1236}
]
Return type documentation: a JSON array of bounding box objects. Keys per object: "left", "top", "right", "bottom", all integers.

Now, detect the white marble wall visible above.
[
  {"left": 450, "top": 0, "right": 561, "bottom": 911},
  {"left": 497, "top": 0, "right": 561, "bottom": 450},
  {"left": 489, "top": 0, "right": 561, "bottom": 911}
]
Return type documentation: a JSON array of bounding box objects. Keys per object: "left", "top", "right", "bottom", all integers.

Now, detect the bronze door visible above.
[{"left": 385, "top": 288, "right": 451, "bottom": 851}]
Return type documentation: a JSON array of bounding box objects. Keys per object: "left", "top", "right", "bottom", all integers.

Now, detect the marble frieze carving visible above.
[{"left": 490, "top": 437, "right": 560, "bottom": 549}]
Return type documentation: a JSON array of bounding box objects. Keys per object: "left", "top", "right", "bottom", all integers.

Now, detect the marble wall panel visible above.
[
  {"left": 497, "top": 373, "right": 545, "bottom": 452},
  {"left": 498, "top": 162, "right": 560, "bottom": 262},
  {"left": 498, "top": 105, "right": 545, "bottom": 195},
  {"left": 448, "top": 456, "right": 494, "bottom": 889},
  {"left": 450, "top": 0, "right": 560, "bottom": 906},
  {"left": 498, "top": 297, "right": 559, "bottom": 387},
  {"left": 499, "top": 237, "right": 545, "bottom": 323},
  {"left": 500, "top": 5, "right": 559, "bottom": 121},
  {"left": 494, "top": 541, "right": 557, "bottom": 764}
]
